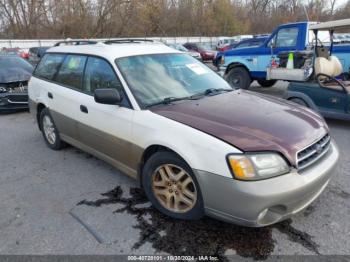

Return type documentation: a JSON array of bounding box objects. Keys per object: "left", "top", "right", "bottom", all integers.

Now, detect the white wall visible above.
[{"left": 0, "top": 37, "right": 220, "bottom": 49}]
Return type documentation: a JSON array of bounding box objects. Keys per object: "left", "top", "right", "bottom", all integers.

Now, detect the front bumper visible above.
[
  {"left": 0, "top": 92, "right": 28, "bottom": 112},
  {"left": 194, "top": 141, "right": 339, "bottom": 227}
]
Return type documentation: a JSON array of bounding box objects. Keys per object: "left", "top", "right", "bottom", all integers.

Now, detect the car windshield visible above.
[
  {"left": 116, "top": 53, "right": 232, "bottom": 108},
  {"left": 0, "top": 56, "right": 33, "bottom": 72}
]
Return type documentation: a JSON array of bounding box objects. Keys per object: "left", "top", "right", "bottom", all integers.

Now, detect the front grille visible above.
[
  {"left": 5, "top": 81, "right": 28, "bottom": 93},
  {"left": 297, "top": 134, "right": 331, "bottom": 170}
]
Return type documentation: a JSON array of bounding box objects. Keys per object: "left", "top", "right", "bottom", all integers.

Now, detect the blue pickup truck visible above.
[{"left": 219, "top": 21, "right": 350, "bottom": 89}]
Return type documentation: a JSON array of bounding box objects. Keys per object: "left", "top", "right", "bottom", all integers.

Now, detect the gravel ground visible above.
[{"left": 0, "top": 82, "right": 349, "bottom": 260}]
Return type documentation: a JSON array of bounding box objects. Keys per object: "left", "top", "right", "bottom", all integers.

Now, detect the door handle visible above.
[
  {"left": 80, "top": 105, "right": 88, "bottom": 114},
  {"left": 48, "top": 92, "right": 53, "bottom": 99}
]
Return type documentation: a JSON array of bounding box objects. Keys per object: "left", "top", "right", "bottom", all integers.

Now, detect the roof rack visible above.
[
  {"left": 54, "top": 40, "right": 98, "bottom": 47},
  {"left": 104, "top": 39, "right": 154, "bottom": 44}
]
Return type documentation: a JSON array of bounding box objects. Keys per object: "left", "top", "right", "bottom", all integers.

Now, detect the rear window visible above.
[
  {"left": 55, "top": 55, "right": 87, "bottom": 90},
  {"left": 34, "top": 54, "right": 65, "bottom": 80}
]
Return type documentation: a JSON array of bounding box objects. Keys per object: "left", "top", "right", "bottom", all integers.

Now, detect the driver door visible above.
[{"left": 258, "top": 25, "right": 301, "bottom": 71}]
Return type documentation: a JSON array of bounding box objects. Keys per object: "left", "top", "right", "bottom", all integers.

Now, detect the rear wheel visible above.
[
  {"left": 39, "top": 108, "right": 65, "bottom": 150},
  {"left": 257, "top": 79, "right": 277, "bottom": 88},
  {"left": 225, "top": 67, "right": 251, "bottom": 89},
  {"left": 142, "top": 151, "right": 204, "bottom": 220},
  {"left": 289, "top": 98, "right": 309, "bottom": 108}
]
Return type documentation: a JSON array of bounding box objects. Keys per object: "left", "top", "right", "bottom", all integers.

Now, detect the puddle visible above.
[{"left": 78, "top": 186, "right": 319, "bottom": 260}]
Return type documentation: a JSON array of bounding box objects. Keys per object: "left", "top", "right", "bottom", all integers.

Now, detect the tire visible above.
[
  {"left": 142, "top": 151, "right": 204, "bottom": 220},
  {"left": 39, "top": 108, "right": 65, "bottom": 150},
  {"left": 225, "top": 67, "right": 251, "bottom": 89},
  {"left": 289, "top": 98, "right": 309, "bottom": 108},
  {"left": 257, "top": 79, "right": 277, "bottom": 88}
]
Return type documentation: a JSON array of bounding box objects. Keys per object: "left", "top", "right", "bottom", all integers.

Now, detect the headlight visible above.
[{"left": 227, "top": 153, "right": 290, "bottom": 181}]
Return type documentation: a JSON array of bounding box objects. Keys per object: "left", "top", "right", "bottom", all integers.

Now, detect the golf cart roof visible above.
[{"left": 309, "top": 19, "right": 350, "bottom": 31}]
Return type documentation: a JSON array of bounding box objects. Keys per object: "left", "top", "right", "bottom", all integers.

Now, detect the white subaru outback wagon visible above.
[{"left": 28, "top": 39, "right": 339, "bottom": 227}]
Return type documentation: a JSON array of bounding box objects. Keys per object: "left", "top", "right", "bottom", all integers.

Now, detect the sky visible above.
[{"left": 335, "top": 0, "right": 348, "bottom": 8}]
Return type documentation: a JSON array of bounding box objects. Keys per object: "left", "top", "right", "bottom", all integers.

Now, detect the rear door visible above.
[
  {"left": 77, "top": 56, "right": 136, "bottom": 176},
  {"left": 50, "top": 54, "right": 88, "bottom": 141}
]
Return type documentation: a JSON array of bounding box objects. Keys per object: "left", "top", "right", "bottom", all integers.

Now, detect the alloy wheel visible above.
[
  {"left": 42, "top": 115, "right": 56, "bottom": 145},
  {"left": 152, "top": 164, "right": 197, "bottom": 213}
]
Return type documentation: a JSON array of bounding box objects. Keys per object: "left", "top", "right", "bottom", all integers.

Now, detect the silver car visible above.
[{"left": 28, "top": 40, "right": 339, "bottom": 227}]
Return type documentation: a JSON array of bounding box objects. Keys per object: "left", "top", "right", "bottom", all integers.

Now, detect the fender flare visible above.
[
  {"left": 283, "top": 90, "right": 319, "bottom": 111},
  {"left": 225, "top": 62, "right": 250, "bottom": 76}
]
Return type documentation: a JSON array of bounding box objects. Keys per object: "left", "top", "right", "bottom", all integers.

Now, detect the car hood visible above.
[
  {"left": 0, "top": 67, "right": 32, "bottom": 83},
  {"left": 150, "top": 90, "right": 328, "bottom": 166},
  {"left": 224, "top": 46, "right": 262, "bottom": 56}
]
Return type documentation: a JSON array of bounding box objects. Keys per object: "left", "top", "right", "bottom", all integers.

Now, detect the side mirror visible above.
[
  {"left": 268, "top": 38, "right": 276, "bottom": 48},
  {"left": 94, "top": 88, "right": 122, "bottom": 105}
]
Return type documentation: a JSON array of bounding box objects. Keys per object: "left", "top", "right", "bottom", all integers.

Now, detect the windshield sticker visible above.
[{"left": 186, "top": 63, "right": 208, "bottom": 75}]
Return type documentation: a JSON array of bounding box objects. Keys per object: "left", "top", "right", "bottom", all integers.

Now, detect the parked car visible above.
[
  {"left": 219, "top": 36, "right": 268, "bottom": 52},
  {"left": 28, "top": 46, "right": 51, "bottom": 65},
  {"left": 183, "top": 42, "right": 216, "bottom": 61},
  {"left": 1, "top": 47, "right": 29, "bottom": 60},
  {"left": 216, "top": 37, "right": 236, "bottom": 49},
  {"left": 167, "top": 43, "right": 201, "bottom": 60},
  {"left": 0, "top": 55, "right": 34, "bottom": 112},
  {"left": 213, "top": 37, "right": 268, "bottom": 69},
  {"left": 217, "top": 35, "right": 258, "bottom": 52},
  {"left": 29, "top": 39, "right": 338, "bottom": 227}
]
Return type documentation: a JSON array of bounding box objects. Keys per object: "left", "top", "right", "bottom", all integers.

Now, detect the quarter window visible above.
[
  {"left": 55, "top": 55, "right": 87, "bottom": 90},
  {"left": 34, "top": 54, "right": 65, "bottom": 80},
  {"left": 83, "top": 57, "right": 122, "bottom": 94}
]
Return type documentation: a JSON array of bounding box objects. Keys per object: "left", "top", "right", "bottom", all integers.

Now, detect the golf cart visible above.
[{"left": 282, "top": 19, "right": 350, "bottom": 120}]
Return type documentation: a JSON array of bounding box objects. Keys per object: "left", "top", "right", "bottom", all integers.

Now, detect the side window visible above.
[
  {"left": 236, "top": 42, "right": 250, "bottom": 48},
  {"left": 34, "top": 54, "right": 65, "bottom": 80},
  {"left": 55, "top": 55, "right": 87, "bottom": 90},
  {"left": 83, "top": 57, "right": 122, "bottom": 94},
  {"left": 275, "top": 27, "right": 299, "bottom": 47}
]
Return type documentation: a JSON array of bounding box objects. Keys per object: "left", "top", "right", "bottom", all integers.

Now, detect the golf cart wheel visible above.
[
  {"left": 257, "top": 79, "right": 277, "bottom": 88},
  {"left": 142, "top": 151, "right": 204, "bottom": 220},
  {"left": 289, "top": 98, "right": 309, "bottom": 108},
  {"left": 40, "top": 108, "right": 65, "bottom": 150},
  {"left": 225, "top": 67, "right": 251, "bottom": 89}
]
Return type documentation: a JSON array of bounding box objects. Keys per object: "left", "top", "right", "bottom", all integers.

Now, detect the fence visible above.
[{"left": 0, "top": 37, "right": 220, "bottom": 49}]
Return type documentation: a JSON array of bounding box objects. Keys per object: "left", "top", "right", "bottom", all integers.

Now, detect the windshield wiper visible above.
[
  {"left": 190, "top": 88, "right": 233, "bottom": 99},
  {"left": 145, "top": 96, "right": 191, "bottom": 108},
  {"left": 144, "top": 88, "right": 233, "bottom": 108},
  {"left": 204, "top": 88, "right": 233, "bottom": 95}
]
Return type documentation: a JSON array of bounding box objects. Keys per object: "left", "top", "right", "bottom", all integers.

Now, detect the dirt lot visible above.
[{"left": 0, "top": 82, "right": 350, "bottom": 260}]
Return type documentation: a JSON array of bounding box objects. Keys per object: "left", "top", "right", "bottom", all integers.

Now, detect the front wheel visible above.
[
  {"left": 142, "top": 151, "right": 204, "bottom": 220},
  {"left": 225, "top": 67, "right": 251, "bottom": 89},
  {"left": 257, "top": 79, "right": 277, "bottom": 88}
]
